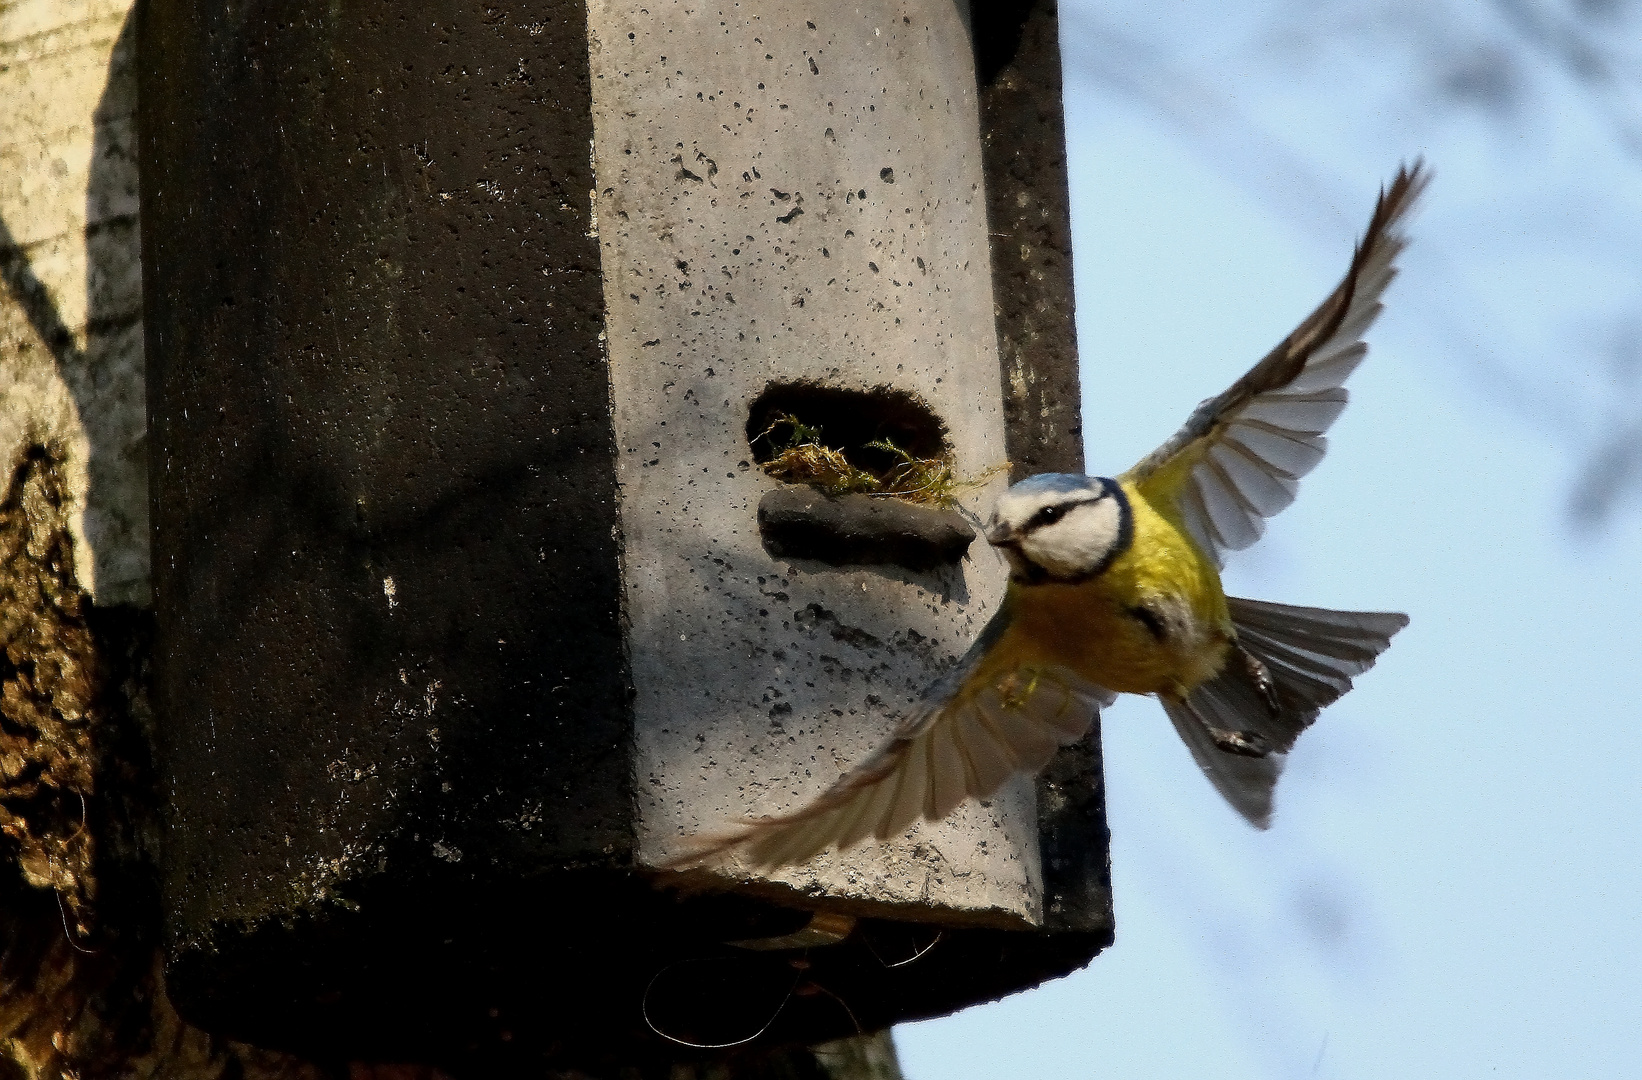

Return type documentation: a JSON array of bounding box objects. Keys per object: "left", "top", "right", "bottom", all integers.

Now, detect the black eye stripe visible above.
[{"left": 1023, "top": 494, "right": 1104, "bottom": 533}]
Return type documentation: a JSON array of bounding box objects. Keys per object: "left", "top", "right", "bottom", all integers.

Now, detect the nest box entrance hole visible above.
[
  {"left": 746, "top": 382, "right": 952, "bottom": 492},
  {"left": 746, "top": 383, "right": 977, "bottom": 572}
]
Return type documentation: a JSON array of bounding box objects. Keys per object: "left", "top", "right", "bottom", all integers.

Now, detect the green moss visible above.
[{"left": 752, "top": 414, "right": 1002, "bottom": 507}]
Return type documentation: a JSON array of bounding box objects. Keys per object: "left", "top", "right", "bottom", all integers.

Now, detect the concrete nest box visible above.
[{"left": 139, "top": 0, "right": 1105, "bottom": 1069}]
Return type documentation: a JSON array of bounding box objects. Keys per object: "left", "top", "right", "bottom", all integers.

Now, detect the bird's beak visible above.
[{"left": 985, "top": 519, "right": 1015, "bottom": 547}]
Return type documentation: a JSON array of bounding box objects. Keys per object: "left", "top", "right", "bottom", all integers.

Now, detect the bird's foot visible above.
[{"left": 1240, "top": 645, "right": 1281, "bottom": 717}]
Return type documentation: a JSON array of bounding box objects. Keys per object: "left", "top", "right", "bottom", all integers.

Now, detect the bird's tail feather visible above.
[{"left": 1164, "top": 597, "right": 1408, "bottom": 828}]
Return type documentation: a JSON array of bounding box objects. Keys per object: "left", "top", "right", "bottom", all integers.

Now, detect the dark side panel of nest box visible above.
[{"left": 140, "top": 0, "right": 634, "bottom": 937}]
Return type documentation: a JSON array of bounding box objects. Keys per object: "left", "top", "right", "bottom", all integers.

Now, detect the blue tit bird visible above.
[{"left": 678, "top": 163, "right": 1426, "bottom": 871}]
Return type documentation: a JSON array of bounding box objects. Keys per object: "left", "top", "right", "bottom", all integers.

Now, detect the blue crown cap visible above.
[{"left": 1006, "top": 472, "right": 1102, "bottom": 497}]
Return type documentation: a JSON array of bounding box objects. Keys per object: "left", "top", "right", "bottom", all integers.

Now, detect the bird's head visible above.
[{"left": 985, "top": 473, "right": 1133, "bottom": 584}]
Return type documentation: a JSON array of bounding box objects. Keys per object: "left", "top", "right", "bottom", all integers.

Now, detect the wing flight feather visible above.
[
  {"left": 662, "top": 605, "right": 1114, "bottom": 871},
  {"left": 1124, "top": 161, "right": 1429, "bottom": 567}
]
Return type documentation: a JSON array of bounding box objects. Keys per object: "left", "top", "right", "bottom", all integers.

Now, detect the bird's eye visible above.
[{"left": 1033, "top": 505, "right": 1063, "bottom": 528}]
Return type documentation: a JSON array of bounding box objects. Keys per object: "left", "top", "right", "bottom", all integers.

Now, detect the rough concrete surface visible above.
[
  {"left": 975, "top": 0, "right": 1085, "bottom": 483},
  {"left": 587, "top": 0, "right": 1042, "bottom": 923},
  {"left": 139, "top": 0, "right": 633, "bottom": 953}
]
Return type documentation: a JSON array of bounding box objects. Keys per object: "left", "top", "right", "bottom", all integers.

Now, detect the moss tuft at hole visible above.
[{"left": 750, "top": 411, "right": 1001, "bottom": 508}]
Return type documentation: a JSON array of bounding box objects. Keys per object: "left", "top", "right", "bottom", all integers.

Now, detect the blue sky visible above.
[{"left": 897, "top": 2, "right": 1642, "bottom": 1077}]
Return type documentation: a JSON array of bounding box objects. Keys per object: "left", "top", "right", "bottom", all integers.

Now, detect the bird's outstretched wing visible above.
[
  {"left": 1123, "top": 161, "right": 1430, "bottom": 567},
  {"left": 663, "top": 602, "right": 1113, "bottom": 871}
]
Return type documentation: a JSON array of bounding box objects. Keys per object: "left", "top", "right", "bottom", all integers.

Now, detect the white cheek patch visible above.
[{"left": 1026, "top": 497, "right": 1127, "bottom": 579}]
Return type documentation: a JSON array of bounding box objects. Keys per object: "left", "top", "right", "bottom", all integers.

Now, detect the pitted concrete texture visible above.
[
  {"left": 588, "top": 1, "right": 1041, "bottom": 924},
  {"left": 0, "top": 0, "right": 146, "bottom": 608}
]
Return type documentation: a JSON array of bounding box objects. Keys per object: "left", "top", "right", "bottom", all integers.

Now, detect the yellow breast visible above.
[{"left": 998, "top": 480, "right": 1232, "bottom": 698}]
